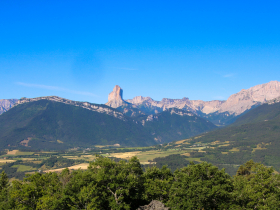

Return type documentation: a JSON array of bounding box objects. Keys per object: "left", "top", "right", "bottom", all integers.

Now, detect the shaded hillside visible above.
[
  {"left": 116, "top": 104, "right": 146, "bottom": 117},
  {"left": 134, "top": 108, "right": 217, "bottom": 143},
  {"left": 0, "top": 100, "right": 156, "bottom": 150},
  {"left": 196, "top": 111, "right": 240, "bottom": 126},
  {"left": 183, "top": 101, "right": 280, "bottom": 171},
  {"left": 231, "top": 102, "right": 280, "bottom": 127}
]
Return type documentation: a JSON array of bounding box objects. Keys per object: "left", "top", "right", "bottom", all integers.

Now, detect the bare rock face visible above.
[
  {"left": 105, "top": 85, "right": 129, "bottom": 108},
  {"left": 126, "top": 96, "right": 153, "bottom": 104},
  {"left": 137, "top": 200, "right": 170, "bottom": 210},
  {"left": 104, "top": 81, "right": 280, "bottom": 125},
  {"left": 218, "top": 81, "right": 280, "bottom": 115},
  {"left": 126, "top": 81, "right": 280, "bottom": 116},
  {"left": 108, "top": 85, "right": 123, "bottom": 102},
  {"left": 0, "top": 99, "right": 18, "bottom": 115}
]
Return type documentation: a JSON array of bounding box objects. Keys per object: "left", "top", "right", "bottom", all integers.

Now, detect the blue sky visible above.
[{"left": 1, "top": 0, "right": 280, "bottom": 104}]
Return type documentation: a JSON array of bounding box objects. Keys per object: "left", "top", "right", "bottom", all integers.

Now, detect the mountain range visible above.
[
  {"left": 1, "top": 81, "right": 280, "bottom": 150},
  {"left": 0, "top": 97, "right": 215, "bottom": 150},
  {"left": 106, "top": 81, "right": 280, "bottom": 125}
]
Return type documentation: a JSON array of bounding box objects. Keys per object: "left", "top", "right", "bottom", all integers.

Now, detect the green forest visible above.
[{"left": 0, "top": 156, "right": 279, "bottom": 209}]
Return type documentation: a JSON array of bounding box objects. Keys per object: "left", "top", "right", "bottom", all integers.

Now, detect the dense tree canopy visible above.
[{"left": 0, "top": 157, "right": 280, "bottom": 209}]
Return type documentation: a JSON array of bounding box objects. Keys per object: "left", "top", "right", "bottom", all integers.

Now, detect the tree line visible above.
[{"left": 0, "top": 157, "right": 280, "bottom": 209}]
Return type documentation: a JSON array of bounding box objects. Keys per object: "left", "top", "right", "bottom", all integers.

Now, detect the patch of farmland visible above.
[{"left": 44, "top": 163, "right": 89, "bottom": 173}]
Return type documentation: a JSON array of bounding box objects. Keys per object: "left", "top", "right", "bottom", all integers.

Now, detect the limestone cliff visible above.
[
  {"left": 105, "top": 85, "right": 129, "bottom": 108},
  {"left": 126, "top": 81, "right": 280, "bottom": 117},
  {"left": 218, "top": 81, "right": 280, "bottom": 115},
  {"left": 0, "top": 99, "right": 18, "bottom": 115}
]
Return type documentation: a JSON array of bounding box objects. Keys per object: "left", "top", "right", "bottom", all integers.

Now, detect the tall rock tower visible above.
[{"left": 105, "top": 85, "right": 128, "bottom": 108}]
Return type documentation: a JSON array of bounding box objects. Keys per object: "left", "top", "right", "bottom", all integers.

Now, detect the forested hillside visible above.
[
  {"left": 173, "top": 100, "right": 280, "bottom": 173},
  {"left": 231, "top": 101, "right": 280, "bottom": 126},
  {"left": 134, "top": 108, "right": 217, "bottom": 143},
  {"left": 0, "top": 157, "right": 279, "bottom": 209},
  {"left": 0, "top": 100, "right": 155, "bottom": 150}
]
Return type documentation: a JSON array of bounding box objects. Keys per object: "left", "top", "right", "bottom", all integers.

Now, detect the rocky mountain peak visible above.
[
  {"left": 126, "top": 96, "right": 153, "bottom": 104},
  {"left": 122, "top": 80, "right": 280, "bottom": 125},
  {"left": 108, "top": 85, "right": 123, "bottom": 102},
  {"left": 218, "top": 80, "right": 280, "bottom": 115},
  {"left": 106, "top": 85, "right": 129, "bottom": 108},
  {"left": 0, "top": 99, "right": 19, "bottom": 115}
]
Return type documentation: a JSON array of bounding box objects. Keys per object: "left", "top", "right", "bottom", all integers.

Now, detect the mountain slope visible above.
[
  {"left": 231, "top": 97, "right": 280, "bottom": 127},
  {"left": 0, "top": 100, "right": 156, "bottom": 150},
  {"left": 0, "top": 97, "right": 219, "bottom": 150},
  {"left": 185, "top": 100, "right": 280, "bottom": 171},
  {"left": 134, "top": 108, "right": 217, "bottom": 143}
]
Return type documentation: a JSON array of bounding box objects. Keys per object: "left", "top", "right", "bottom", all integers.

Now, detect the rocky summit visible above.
[
  {"left": 104, "top": 81, "right": 280, "bottom": 126},
  {"left": 125, "top": 81, "right": 280, "bottom": 116},
  {"left": 0, "top": 99, "right": 18, "bottom": 115},
  {"left": 105, "top": 85, "right": 129, "bottom": 108}
]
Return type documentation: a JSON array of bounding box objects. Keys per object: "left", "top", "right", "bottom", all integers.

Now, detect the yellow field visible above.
[
  {"left": 194, "top": 136, "right": 203, "bottom": 139},
  {"left": 189, "top": 147, "right": 206, "bottom": 150},
  {"left": 218, "top": 144, "right": 230, "bottom": 147},
  {"left": 141, "top": 162, "right": 156, "bottom": 165},
  {"left": 20, "top": 158, "right": 37, "bottom": 161},
  {"left": 94, "top": 145, "right": 105, "bottom": 148},
  {"left": 7, "top": 150, "right": 19, "bottom": 155},
  {"left": 175, "top": 139, "right": 187, "bottom": 144},
  {"left": 109, "top": 151, "right": 142, "bottom": 159},
  {"left": 0, "top": 159, "right": 16, "bottom": 163},
  {"left": 211, "top": 141, "right": 220, "bottom": 145},
  {"left": 129, "top": 150, "right": 184, "bottom": 162},
  {"left": 229, "top": 148, "right": 240, "bottom": 152},
  {"left": 252, "top": 147, "right": 267, "bottom": 153},
  {"left": 175, "top": 138, "right": 191, "bottom": 145},
  {"left": 6, "top": 150, "right": 34, "bottom": 156},
  {"left": 94, "top": 145, "right": 120, "bottom": 148},
  {"left": 44, "top": 163, "right": 89, "bottom": 173}
]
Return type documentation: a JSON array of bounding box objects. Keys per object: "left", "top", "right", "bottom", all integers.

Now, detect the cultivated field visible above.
[
  {"left": 1, "top": 136, "right": 259, "bottom": 179},
  {"left": 44, "top": 163, "right": 89, "bottom": 172}
]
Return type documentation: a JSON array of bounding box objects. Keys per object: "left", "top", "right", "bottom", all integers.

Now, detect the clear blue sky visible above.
[{"left": 1, "top": 0, "right": 280, "bottom": 104}]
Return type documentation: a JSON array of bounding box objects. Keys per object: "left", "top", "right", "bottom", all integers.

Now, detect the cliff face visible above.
[
  {"left": 218, "top": 81, "right": 280, "bottom": 115},
  {"left": 0, "top": 99, "right": 18, "bottom": 115},
  {"left": 105, "top": 85, "right": 129, "bottom": 108},
  {"left": 125, "top": 81, "right": 280, "bottom": 116}
]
